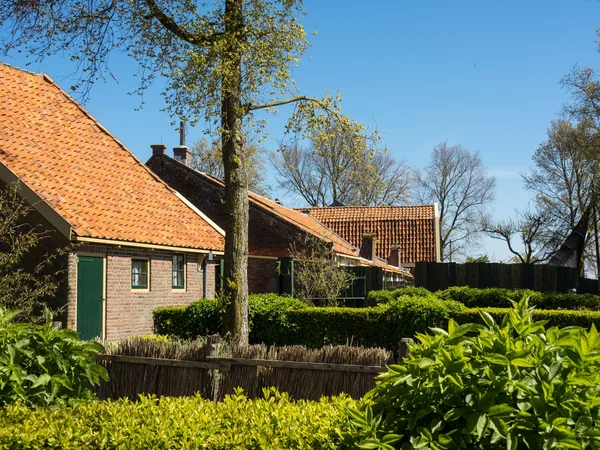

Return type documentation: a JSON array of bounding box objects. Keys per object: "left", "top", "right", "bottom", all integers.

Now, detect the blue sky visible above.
[{"left": 2, "top": 0, "right": 600, "bottom": 261}]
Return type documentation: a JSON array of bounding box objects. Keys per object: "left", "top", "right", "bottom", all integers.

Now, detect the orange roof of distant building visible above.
[
  {"left": 0, "top": 63, "right": 224, "bottom": 251},
  {"left": 299, "top": 205, "right": 439, "bottom": 263}
]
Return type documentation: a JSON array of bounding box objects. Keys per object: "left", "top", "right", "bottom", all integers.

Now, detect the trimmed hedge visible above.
[
  {"left": 0, "top": 389, "right": 355, "bottom": 449},
  {"left": 154, "top": 293, "right": 600, "bottom": 349},
  {"left": 153, "top": 294, "right": 307, "bottom": 344},
  {"left": 369, "top": 286, "right": 600, "bottom": 311}
]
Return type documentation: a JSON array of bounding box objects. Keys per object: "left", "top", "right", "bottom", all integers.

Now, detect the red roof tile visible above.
[
  {"left": 300, "top": 206, "right": 438, "bottom": 263},
  {"left": 0, "top": 63, "right": 224, "bottom": 251}
]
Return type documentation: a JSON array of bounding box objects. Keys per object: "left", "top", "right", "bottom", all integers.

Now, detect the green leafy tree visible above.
[
  {"left": 0, "top": 0, "right": 368, "bottom": 344},
  {"left": 190, "top": 136, "right": 271, "bottom": 197},
  {"left": 345, "top": 297, "right": 600, "bottom": 449},
  {"left": 0, "top": 182, "right": 65, "bottom": 322}
]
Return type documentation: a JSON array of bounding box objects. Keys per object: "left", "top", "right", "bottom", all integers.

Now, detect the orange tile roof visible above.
[
  {"left": 300, "top": 206, "right": 438, "bottom": 263},
  {"left": 192, "top": 171, "right": 360, "bottom": 258},
  {"left": 0, "top": 63, "right": 224, "bottom": 251}
]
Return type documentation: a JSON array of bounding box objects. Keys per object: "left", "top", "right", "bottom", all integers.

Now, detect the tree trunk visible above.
[{"left": 221, "top": 0, "right": 249, "bottom": 345}]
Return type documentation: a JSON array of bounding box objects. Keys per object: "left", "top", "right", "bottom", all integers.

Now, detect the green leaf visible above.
[
  {"left": 488, "top": 404, "right": 514, "bottom": 417},
  {"left": 30, "top": 373, "right": 51, "bottom": 389},
  {"left": 510, "top": 358, "right": 534, "bottom": 368}
]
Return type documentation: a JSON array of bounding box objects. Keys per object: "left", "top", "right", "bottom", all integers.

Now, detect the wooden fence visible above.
[
  {"left": 414, "top": 262, "right": 598, "bottom": 293},
  {"left": 93, "top": 337, "right": 408, "bottom": 401}
]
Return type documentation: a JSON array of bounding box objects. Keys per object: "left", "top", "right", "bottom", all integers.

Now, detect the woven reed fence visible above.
[{"left": 93, "top": 337, "right": 396, "bottom": 401}]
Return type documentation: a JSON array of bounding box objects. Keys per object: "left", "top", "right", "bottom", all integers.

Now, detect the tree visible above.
[
  {"left": 481, "top": 208, "right": 555, "bottom": 264},
  {"left": 0, "top": 183, "right": 64, "bottom": 322},
  {"left": 464, "top": 254, "right": 490, "bottom": 263},
  {"left": 0, "top": 0, "right": 368, "bottom": 344},
  {"left": 522, "top": 119, "right": 598, "bottom": 270},
  {"left": 273, "top": 122, "right": 412, "bottom": 206},
  {"left": 415, "top": 141, "right": 496, "bottom": 262},
  {"left": 288, "top": 235, "right": 354, "bottom": 306},
  {"left": 191, "top": 137, "right": 271, "bottom": 197}
]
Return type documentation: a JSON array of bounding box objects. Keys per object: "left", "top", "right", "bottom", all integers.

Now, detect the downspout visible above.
[{"left": 203, "top": 251, "right": 214, "bottom": 298}]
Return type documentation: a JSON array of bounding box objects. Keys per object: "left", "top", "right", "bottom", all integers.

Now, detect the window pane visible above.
[
  {"left": 172, "top": 255, "right": 184, "bottom": 288},
  {"left": 132, "top": 259, "right": 148, "bottom": 288}
]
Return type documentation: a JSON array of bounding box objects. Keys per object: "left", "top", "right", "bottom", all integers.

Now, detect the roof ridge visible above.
[
  {"left": 296, "top": 204, "right": 435, "bottom": 210},
  {"left": 153, "top": 154, "right": 359, "bottom": 256},
  {"left": 0, "top": 61, "right": 44, "bottom": 78}
]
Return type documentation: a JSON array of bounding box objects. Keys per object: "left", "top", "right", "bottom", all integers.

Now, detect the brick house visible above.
[
  {"left": 299, "top": 205, "right": 442, "bottom": 272},
  {"left": 0, "top": 63, "right": 225, "bottom": 340},
  {"left": 146, "top": 148, "right": 408, "bottom": 294}
]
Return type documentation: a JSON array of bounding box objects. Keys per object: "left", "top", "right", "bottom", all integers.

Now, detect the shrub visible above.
[
  {"left": 366, "top": 287, "right": 435, "bottom": 306},
  {"left": 0, "top": 308, "right": 108, "bottom": 407},
  {"left": 345, "top": 298, "right": 600, "bottom": 449},
  {"left": 248, "top": 294, "right": 307, "bottom": 345},
  {"left": 435, "top": 286, "right": 600, "bottom": 311},
  {"left": 0, "top": 389, "right": 356, "bottom": 449}
]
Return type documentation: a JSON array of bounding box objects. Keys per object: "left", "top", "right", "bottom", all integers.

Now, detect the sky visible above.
[{"left": 1, "top": 0, "right": 600, "bottom": 261}]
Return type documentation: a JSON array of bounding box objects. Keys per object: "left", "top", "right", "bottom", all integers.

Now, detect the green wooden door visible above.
[{"left": 77, "top": 256, "right": 104, "bottom": 340}]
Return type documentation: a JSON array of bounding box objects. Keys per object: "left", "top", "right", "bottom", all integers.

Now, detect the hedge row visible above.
[
  {"left": 367, "top": 286, "right": 600, "bottom": 310},
  {"left": 0, "top": 390, "right": 354, "bottom": 449},
  {"left": 154, "top": 294, "right": 600, "bottom": 349}
]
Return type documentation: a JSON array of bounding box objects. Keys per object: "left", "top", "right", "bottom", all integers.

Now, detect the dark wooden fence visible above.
[
  {"left": 415, "top": 262, "right": 598, "bottom": 293},
  {"left": 93, "top": 337, "right": 411, "bottom": 401}
]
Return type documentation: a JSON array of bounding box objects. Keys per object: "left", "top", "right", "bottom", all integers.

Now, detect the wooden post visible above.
[
  {"left": 206, "top": 335, "right": 221, "bottom": 401},
  {"left": 399, "top": 338, "right": 414, "bottom": 360}
]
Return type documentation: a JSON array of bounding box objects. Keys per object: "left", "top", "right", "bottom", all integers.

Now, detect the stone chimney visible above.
[
  {"left": 360, "top": 233, "right": 377, "bottom": 261},
  {"left": 173, "top": 145, "right": 192, "bottom": 166},
  {"left": 151, "top": 143, "right": 167, "bottom": 156},
  {"left": 388, "top": 245, "right": 401, "bottom": 267}
]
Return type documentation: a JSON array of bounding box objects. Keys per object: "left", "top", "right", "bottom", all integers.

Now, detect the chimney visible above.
[
  {"left": 151, "top": 143, "right": 167, "bottom": 156},
  {"left": 360, "top": 233, "right": 377, "bottom": 261},
  {"left": 388, "top": 245, "right": 401, "bottom": 267},
  {"left": 173, "top": 145, "right": 192, "bottom": 166},
  {"left": 275, "top": 198, "right": 283, "bottom": 205}
]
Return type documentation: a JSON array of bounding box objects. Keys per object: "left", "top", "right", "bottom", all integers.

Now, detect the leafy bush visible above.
[
  {"left": 154, "top": 294, "right": 600, "bottom": 350},
  {"left": 0, "top": 308, "right": 108, "bottom": 407},
  {"left": 248, "top": 293, "right": 307, "bottom": 344},
  {"left": 153, "top": 294, "right": 306, "bottom": 343},
  {"left": 366, "top": 287, "right": 435, "bottom": 306},
  {"left": 435, "top": 286, "right": 600, "bottom": 311},
  {"left": 345, "top": 298, "right": 600, "bottom": 449},
  {"left": 0, "top": 389, "right": 356, "bottom": 449}
]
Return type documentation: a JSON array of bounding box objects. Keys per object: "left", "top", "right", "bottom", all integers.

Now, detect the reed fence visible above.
[{"left": 93, "top": 336, "right": 402, "bottom": 401}]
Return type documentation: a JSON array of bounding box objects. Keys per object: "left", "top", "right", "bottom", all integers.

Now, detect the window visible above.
[
  {"left": 131, "top": 259, "right": 149, "bottom": 289},
  {"left": 172, "top": 254, "right": 185, "bottom": 289}
]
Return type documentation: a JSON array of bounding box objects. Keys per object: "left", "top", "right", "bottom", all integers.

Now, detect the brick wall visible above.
[
  {"left": 67, "top": 243, "right": 216, "bottom": 341},
  {"left": 248, "top": 257, "right": 279, "bottom": 294}
]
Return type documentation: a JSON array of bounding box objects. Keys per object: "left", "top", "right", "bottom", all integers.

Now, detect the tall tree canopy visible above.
[
  {"left": 191, "top": 137, "right": 271, "bottom": 197},
  {"left": 0, "top": 0, "right": 367, "bottom": 344},
  {"left": 415, "top": 141, "right": 496, "bottom": 262},
  {"left": 273, "top": 122, "right": 412, "bottom": 206}
]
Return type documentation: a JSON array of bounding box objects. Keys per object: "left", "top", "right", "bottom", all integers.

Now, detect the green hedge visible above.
[
  {"left": 154, "top": 293, "right": 600, "bottom": 349},
  {"left": 153, "top": 294, "right": 307, "bottom": 344},
  {"left": 0, "top": 389, "right": 355, "bottom": 449},
  {"left": 368, "top": 286, "right": 600, "bottom": 311}
]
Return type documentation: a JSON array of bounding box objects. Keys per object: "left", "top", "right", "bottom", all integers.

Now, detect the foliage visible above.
[
  {"left": 0, "top": 388, "right": 355, "bottom": 449},
  {"left": 290, "top": 235, "right": 355, "bottom": 306},
  {"left": 0, "top": 307, "right": 108, "bottom": 407},
  {"left": 190, "top": 136, "right": 271, "bottom": 196},
  {"left": 436, "top": 286, "right": 600, "bottom": 311},
  {"left": 155, "top": 292, "right": 600, "bottom": 350},
  {"left": 345, "top": 298, "right": 600, "bottom": 449},
  {"left": 0, "top": 182, "right": 65, "bottom": 322},
  {"left": 153, "top": 294, "right": 306, "bottom": 343},
  {"left": 0, "top": 0, "right": 375, "bottom": 344},
  {"left": 465, "top": 254, "right": 491, "bottom": 263},
  {"left": 273, "top": 121, "right": 412, "bottom": 207},
  {"left": 366, "top": 287, "right": 436, "bottom": 305},
  {"left": 415, "top": 141, "right": 496, "bottom": 261}
]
